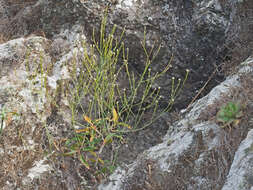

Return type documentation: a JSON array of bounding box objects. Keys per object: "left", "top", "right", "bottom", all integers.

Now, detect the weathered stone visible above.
[
  {"left": 1, "top": 0, "right": 253, "bottom": 189},
  {"left": 222, "top": 129, "right": 253, "bottom": 190},
  {"left": 1, "top": 0, "right": 251, "bottom": 108}
]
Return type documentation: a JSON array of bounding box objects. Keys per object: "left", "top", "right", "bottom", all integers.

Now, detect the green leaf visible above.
[
  {"left": 79, "top": 155, "right": 90, "bottom": 169},
  {"left": 81, "top": 146, "right": 96, "bottom": 152},
  {"left": 62, "top": 150, "right": 78, "bottom": 156},
  {"left": 217, "top": 101, "right": 243, "bottom": 125}
]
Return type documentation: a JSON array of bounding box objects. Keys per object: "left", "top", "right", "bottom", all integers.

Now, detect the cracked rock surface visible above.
[{"left": 0, "top": 0, "right": 253, "bottom": 189}]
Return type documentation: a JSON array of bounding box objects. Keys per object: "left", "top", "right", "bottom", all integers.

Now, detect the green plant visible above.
[
  {"left": 64, "top": 13, "right": 189, "bottom": 170},
  {"left": 217, "top": 101, "right": 243, "bottom": 128}
]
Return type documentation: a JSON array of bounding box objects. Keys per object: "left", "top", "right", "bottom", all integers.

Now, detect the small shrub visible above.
[
  {"left": 63, "top": 14, "right": 189, "bottom": 171},
  {"left": 24, "top": 13, "right": 188, "bottom": 174},
  {"left": 217, "top": 101, "right": 243, "bottom": 128}
]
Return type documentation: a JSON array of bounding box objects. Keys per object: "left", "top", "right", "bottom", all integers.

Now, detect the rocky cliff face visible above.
[
  {"left": 2, "top": 0, "right": 250, "bottom": 107},
  {"left": 0, "top": 0, "right": 253, "bottom": 189}
]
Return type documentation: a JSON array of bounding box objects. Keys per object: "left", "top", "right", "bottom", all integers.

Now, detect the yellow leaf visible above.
[
  {"left": 103, "top": 136, "right": 112, "bottom": 145},
  {"left": 126, "top": 125, "right": 131, "bottom": 129},
  {"left": 98, "top": 157, "right": 104, "bottom": 165},
  {"left": 89, "top": 151, "right": 97, "bottom": 157},
  {"left": 112, "top": 107, "right": 118, "bottom": 124},
  {"left": 75, "top": 128, "right": 90, "bottom": 133},
  {"left": 89, "top": 151, "right": 104, "bottom": 165},
  {"left": 83, "top": 115, "right": 93, "bottom": 125},
  {"left": 89, "top": 158, "right": 97, "bottom": 163},
  {"left": 233, "top": 119, "right": 240, "bottom": 127}
]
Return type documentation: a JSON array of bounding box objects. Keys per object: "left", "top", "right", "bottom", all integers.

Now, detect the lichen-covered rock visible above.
[
  {"left": 1, "top": 0, "right": 253, "bottom": 189},
  {"left": 0, "top": 35, "right": 79, "bottom": 189},
  {"left": 1, "top": 0, "right": 252, "bottom": 108}
]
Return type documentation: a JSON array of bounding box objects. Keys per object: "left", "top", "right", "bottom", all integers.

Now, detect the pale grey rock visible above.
[
  {"left": 1, "top": 0, "right": 253, "bottom": 189},
  {"left": 23, "top": 158, "right": 52, "bottom": 185},
  {"left": 0, "top": 36, "right": 64, "bottom": 188},
  {"left": 0, "top": 38, "right": 26, "bottom": 77},
  {"left": 1, "top": 0, "right": 250, "bottom": 108},
  {"left": 222, "top": 129, "right": 253, "bottom": 190}
]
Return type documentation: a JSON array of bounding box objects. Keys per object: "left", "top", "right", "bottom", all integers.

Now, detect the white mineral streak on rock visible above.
[
  {"left": 99, "top": 123, "right": 194, "bottom": 190},
  {"left": 22, "top": 158, "right": 52, "bottom": 184},
  {"left": 98, "top": 167, "right": 127, "bottom": 190},
  {"left": 239, "top": 56, "right": 253, "bottom": 73},
  {"left": 0, "top": 148, "right": 4, "bottom": 154},
  {"left": 116, "top": 0, "right": 134, "bottom": 8},
  {"left": 150, "top": 131, "right": 193, "bottom": 171}
]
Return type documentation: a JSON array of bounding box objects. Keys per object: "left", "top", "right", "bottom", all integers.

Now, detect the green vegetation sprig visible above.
[
  {"left": 217, "top": 101, "right": 243, "bottom": 128},
  {"left": 64, "top": 13, "right": 188, "bottom": 173}
]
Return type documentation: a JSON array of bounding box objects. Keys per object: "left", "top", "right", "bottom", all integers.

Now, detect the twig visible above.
[{"left": 186, "top": 68, "right": 218, "bottom": 110}]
